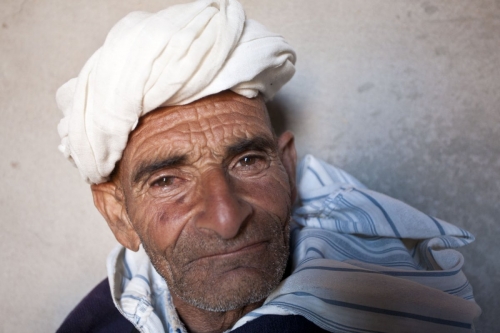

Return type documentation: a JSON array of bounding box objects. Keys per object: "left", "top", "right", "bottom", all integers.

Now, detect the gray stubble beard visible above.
[{"left": 141, "top": 219, "right": 291, "bottom": 313}]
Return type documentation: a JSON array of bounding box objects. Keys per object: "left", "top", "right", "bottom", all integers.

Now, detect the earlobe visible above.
[
  {"left": 91, "top": 182, "right": 141, "bottom": 251},
  {"left": 277, "top": 130, "right": 298, "bottom": 203}
]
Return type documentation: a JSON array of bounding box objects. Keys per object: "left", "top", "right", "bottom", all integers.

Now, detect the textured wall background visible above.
[{"left": 1, "top": 0, "right": 498, "bottom": 332}]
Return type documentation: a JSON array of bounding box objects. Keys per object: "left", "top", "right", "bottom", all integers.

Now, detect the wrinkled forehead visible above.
[
  {"left": 119, "top": 91, "right": 274, "bottom": 172},
  {"left": 135, "top": 91, "right": 271, "bottom": 136}
]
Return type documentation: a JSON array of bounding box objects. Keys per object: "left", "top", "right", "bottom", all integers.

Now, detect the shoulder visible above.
[{"left": 56, "top": 278, "right": 138, "bottom": 333}]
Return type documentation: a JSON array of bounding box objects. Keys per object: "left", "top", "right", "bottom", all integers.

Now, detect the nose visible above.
[{"left": 194, "top": 168, "right": 252, "bottom": 239}]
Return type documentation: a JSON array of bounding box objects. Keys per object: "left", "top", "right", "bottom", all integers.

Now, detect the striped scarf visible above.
[{"left": 232, "top": 155, "right": 481, "bottom": 332}]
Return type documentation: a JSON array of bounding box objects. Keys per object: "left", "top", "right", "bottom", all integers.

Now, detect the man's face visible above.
[{"left": 114, "top": 92, "right": 295, "bottom": 312}]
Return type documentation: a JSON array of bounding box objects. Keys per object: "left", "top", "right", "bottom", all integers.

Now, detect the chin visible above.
[{"left": 176, "top": 264, "right": 286, "bottom": 312}]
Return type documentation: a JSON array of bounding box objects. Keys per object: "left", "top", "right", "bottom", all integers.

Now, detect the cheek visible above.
[
  {"left": 240, "top": 165, "right": 292, "bottom": 220},
  {"left": 130, "top": 196, "right": 196, "bottom": 252}
]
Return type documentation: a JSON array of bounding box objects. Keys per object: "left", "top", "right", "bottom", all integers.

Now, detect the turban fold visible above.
[{"left": 56, "top": 0, "right": 296, "bottom": 184}]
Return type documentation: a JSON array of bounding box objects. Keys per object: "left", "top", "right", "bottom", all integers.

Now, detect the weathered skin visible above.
[{"left": 91, "top": 91, "right": 297, "bottom": 333}]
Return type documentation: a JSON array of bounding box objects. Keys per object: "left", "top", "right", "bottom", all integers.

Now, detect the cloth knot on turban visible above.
[{"left": 56, "top": 0, "right": 296, "bottom": 184}]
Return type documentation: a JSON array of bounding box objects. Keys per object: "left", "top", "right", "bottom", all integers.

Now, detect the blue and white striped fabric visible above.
[
  {"left": 108, "top": 154, "right": 481, "bottom": 333},
  {"left": 232, "top": 155, "right": 481, "bottom": 332}
]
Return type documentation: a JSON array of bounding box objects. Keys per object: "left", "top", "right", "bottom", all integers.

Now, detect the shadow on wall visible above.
[{"left": 267, "top": 96, "right": 289, "bottom": 135}]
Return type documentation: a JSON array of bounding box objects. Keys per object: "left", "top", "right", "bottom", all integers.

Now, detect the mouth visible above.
[{"left": 191, "top": 241, "right": 269, "bottom": 264}]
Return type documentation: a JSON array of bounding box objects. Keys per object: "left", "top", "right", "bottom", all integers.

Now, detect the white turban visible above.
[{"left": 56, "top": 0, "right": 296, "bottom": 184}]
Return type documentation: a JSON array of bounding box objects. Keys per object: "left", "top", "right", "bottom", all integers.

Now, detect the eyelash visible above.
[
  {"left": 232, "top": 153, "right": 270, "bottom": 173},
  {"left": 151, "top": 176, "right": 176, "bottom": 187}
]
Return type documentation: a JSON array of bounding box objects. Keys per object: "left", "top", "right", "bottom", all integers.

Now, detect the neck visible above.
[{"left": 172, "top": 295, "right": 264, "bottom": 333}]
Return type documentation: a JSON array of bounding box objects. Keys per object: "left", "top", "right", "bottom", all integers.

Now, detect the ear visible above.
[
  {"left": 91, "top": 182, "right": 141, "bottom": 251},
  {"left": 277, "top": 130, "right": 297, "bottom": 204}
]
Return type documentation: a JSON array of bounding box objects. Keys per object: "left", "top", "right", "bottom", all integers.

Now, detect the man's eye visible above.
[
  {"left": 151, "top": 176, "right": 175, "bottom": 187},
  {"left": 240, "top": 156, "right": 258, "bottom": 166},
  {"left": 234, "top": 154, "right": 270, "bottom": 174}
]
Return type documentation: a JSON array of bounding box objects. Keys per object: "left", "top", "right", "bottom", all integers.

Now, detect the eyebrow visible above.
[
  {"left": 226, "top": 136, "right": 277, "bottom": 158},
  {"left": 132, "top": 155, "right": 187, "bottom": 185},
  {"left": 131, "top": 135, "right": 277, "bottom": 185}
]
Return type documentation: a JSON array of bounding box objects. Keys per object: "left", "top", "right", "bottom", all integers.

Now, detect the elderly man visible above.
[{"left": 56, "top": 0, "right": 481, "bottom": 332}]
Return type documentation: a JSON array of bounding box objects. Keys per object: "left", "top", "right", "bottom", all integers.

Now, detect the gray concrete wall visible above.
[{"left": 1, "top": 0, "right": 498, "bottom": 331}]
